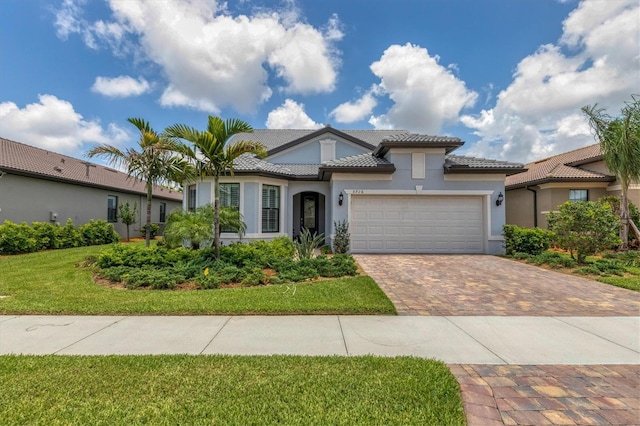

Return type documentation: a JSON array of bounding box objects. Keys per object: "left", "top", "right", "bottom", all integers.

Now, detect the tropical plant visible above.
[
  {"left": 547, "top": 201, "right": 621, "bottom": 264},
  {"left": 333, "top": 220, "right": 350, "bottom": 254},
  {"left": 294, "top": 227, "right": 325, "bottom": 260},
  {"left": 165, "top": 116, "right": 267, "bottom": 259},
  {"left": 582, "top": 96, "right": 640, "bottom": 249},
  {"left": 118, "top": 201, "right": 138, "bottom": 242},
  {"left": 87, "top": 118, "right": 191, "bottom": 247},
  {"left": 163, "top": 204, "right": 246, "bottom": 249}
]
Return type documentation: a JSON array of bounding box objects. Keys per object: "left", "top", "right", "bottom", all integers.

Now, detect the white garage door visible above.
[{"left": 350, "top": 195, "right": 484, "bottom": 253}]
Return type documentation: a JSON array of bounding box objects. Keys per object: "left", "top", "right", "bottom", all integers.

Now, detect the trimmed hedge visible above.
[
  {"left": 0, "top": 219, "right": 120, "bottom": 255},
  {"left": 503, "top": 224, "right": 554, "bottom": 255}
]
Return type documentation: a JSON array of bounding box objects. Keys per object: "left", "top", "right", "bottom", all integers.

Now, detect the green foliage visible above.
[
  {"left": 219, "top": 237, "right": 295, "bottom": 267},
  {"left": 163, "top": 208, "right": 212, "bottom": 249},
  {"left": 80, "top": 220, "right": 121, "bottom": 246},
  {"left": 31, "top": 222, "right": 60, "bottom": 251},
  {"left": 0, "top": 221, "right": 37, "bottom": 254},
  {"left": 98, "top": 266, "right": 135, "bottom": 282},
  {"left": 294, "top": 227, "right": 325, "bottom": 260},
  {"left": 503, "top": 225, "right": 554, "bottom": 255},
  {"left": 333, "top": 219, "right": 350, "bottom": 254},
  {"left": 96, "top": 244, "right": 196, "bottom": 269},
  {"left": 602, "top": 250, "right": 640, "bottom": 267},
  {"left": 527, "top": 251, "right": 577, "bottom": 269},
  {"left": 122, "top": 268, "right": 183, "bottom": 290},
  {"left": 599, "top": 195, "right": 640, "bottom": 242},
  {"left": 320, "top": 245, "right": 332, "bottom": 255},
  {"left": 272, "top": 254, "right": 358, "bottom": 283},
  {"left": 548, "top": 201, "right": 621, "bottom": 263},
  {"left": 195, "top": 272, "right": 221, "bottom": 289},
  {"left": 58, "top": 219, "right": 85, "bottom": 249},
  {"left": 118, "top": 201, "right": 138, "bottom": 241},
  {"left": 139, "top": 223, "right": 160, "bottom": 239},
  {"left": 240, "top": 267, "right": 267, "bottom": 287}
]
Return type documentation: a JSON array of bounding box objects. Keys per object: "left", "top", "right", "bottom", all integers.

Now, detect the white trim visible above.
[
  {"left": 488, "top": 235, "right": 505, "bottom": 241},
  {"left": 411, "top": 152, "right": 426, "bottom": 179},
  {"left": 219, "top": 175, "right": 289, "bottom": 186},
  {"left": 345, "top": 189, "right": 494, "bottom": 196},
  {"left": 538, "top": 182, "right": 609, "bottom": 189},
  {"left": 259, "top": 182, "right": 285, "bottom": 235},
  {"left": 231, "top": 232, "right": 289, "bottom": 239},
  {"left": 444, "top": 174, "right": 506, "bottom": 181},
  {"left": 331, "top": 173, "right": 393, "bottom": 181},
  {"left": 320, "top": 139, "right": 336, "bottom": 163},
  {"left": 267, "top": 135, "right": 368, "bottom": 161},
  {"left": 388, "top": 147, "right": 446, "bottom": 154},
  {"left": 540, "top": 210, "right": 560, "bottom": 215}
]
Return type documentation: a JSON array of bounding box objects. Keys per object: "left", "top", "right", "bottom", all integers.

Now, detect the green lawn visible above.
[
  {"left": 0, "top": 246, "right": 396, "bottom": 315},
  {"left": 0, "top": 355, "right": 465, "bottom": 426},
  {"left": 598, "top": 266, "right": 640, "bottom": 291}
]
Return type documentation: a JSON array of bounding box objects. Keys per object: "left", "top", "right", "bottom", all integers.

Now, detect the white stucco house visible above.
[{"left": 185, "top": 126, "right": 525, "bottom": 254}]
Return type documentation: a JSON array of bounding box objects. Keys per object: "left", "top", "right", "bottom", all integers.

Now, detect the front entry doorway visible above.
[{"left": 300, "top": 192, "right": 319, "bottom": 235}]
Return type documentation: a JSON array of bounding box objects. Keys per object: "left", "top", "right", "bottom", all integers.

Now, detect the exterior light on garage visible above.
[
  {"left": 338, "top": 192, "right": 344, "bottom": 206},
  {"left": 496, "top": 192, "right": 504, "bottom": 206}
]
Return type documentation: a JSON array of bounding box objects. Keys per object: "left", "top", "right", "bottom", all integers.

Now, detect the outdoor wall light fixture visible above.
[
  {"left": 338, "top": 192, "right": 344, "bottom": 206},
  {"left": 496, "top": 192, "right": 504, "bottom": 206}
]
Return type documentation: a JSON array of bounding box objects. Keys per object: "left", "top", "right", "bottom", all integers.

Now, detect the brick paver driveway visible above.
[
  {"left": 356, "top": 254, "right": 640, "bottom": 425},
  {"left": 354, "top": 254, "right": 640, "bottom": 316}
]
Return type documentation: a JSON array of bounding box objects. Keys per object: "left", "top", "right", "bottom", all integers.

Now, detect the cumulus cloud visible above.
[
  {"left": 0, "top": 94, "right": 128, "bottom": 155},
  {"left": 330, "top": 89, "right": 378, "bottom": 123},
  {"left": 54, "top": 0, "right": 342, "bottom": 113},
  {"left": 462, "top": 0, "right": 640, "bottom": 162},
  {"left": 91, "top": 75, "right": 151, "bottom": 98},
  {"left": 266, "top": 99, "right": 322, "bottom": 129},
  {"left": 367, "top": 43, "right": 478, "bottom": 133}
]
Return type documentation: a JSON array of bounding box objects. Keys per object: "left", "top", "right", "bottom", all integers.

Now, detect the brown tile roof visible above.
[
  {"left": 505, "top": 143, "right": 614, "bottom": 189},
  {"left": 0, "top": 137, "right": 182, "bottom": 201}
]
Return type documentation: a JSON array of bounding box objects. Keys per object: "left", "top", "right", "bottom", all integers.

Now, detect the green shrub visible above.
[
  {"left": 0, "top": 220, "right": 38, "bottom": 254},
  {"left": 329, "top": 254, "right": 358, "bottom": 276},
  {"left": 99, "top": 266, "right": 135, "bottom": 282},
  {"left": 140, "top": 223, "right": 160, "bottom": 239},
  {"left": 31, "top": 222, "right": 60, "bottom": 250},
  {"left": 320, "top": 245, "right": 332, "bottom": 255},
  {"left": 503, "top": 225, "right": 554, "bottom": 255},
  {"left": 122, "top": 268, "right": 183, "bottom": 290},
  {"left": 80, "top": 220, "right": 121, "bottom": 246},
  {"left": 511, "top": 252, "right": 532, "bottom": 260},
  {"left": 333, "top": 219, "right": 350, "bottom": 254},
  {"left": 528, "top": 251, "right": 577, "bottom": 269},
  {"left": 548, "top": 201, "right": 621, "bottom": 263},
  {"left": 294, "top": 228, "right": 324, "bottom": 260},
  {"left": 58, "top": 219, "right": 84, "bottom": 249},
  {"left": 241, "top": 267, "right": 267, "bottom": 287},
  {"left": 195, "top": 272, "right": 221, "bottom": 289},
  {"left": 96, "top": 244, "right": 195, "bottom": 269},
  {"left": 602, "top": 250, "right": 640, "bottom": 267},
  {"left": 573, "top": 266, "right": 601, "bottom": 276}
]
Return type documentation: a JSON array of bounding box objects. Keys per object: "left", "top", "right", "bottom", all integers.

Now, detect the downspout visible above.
[{"left": 526, "top": 186, "right": 537, "bottom": 228}]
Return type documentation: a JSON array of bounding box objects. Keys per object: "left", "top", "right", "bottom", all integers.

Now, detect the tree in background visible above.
[
  {"left": 118, "top": 201, "right": 138, "bottom": 242},
  {"left": 582, "top": 96, "right": 640, "bottom": 249},
  {"left": 165, "top": 116, "right": 266, "bottom": 259},
  {"left": 88, "top": 118, "right": 191, "bottom": 247}
]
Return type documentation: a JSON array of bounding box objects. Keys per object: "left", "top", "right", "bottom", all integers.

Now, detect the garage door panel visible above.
[{"left": 351, "top": 195, "right": 484, "bottom": 254}]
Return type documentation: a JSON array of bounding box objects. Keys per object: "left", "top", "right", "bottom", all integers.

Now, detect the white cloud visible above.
[
  {"left": 330, "top": 89, "right": 377, "bottom": 123},
  {"left": 266, "top": 99, "right": 322, "bottom": 129},
  {"left": 91, "top": 75, "right": 151, "bottom": 98},
  {"left": 462, "top": 0, "right": 640, "bottom": 162},
  {"left": 367, "top": 43, "right": 478, "bottom": 133},
  {"left": 55, "top": 0, "right": 342, "bottom": 113},
  {"left": 0, "top": 94, "right": 128, "bottom": 155}
]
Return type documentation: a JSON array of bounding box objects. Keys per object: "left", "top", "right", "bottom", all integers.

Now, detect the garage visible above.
[{"left": 350, "top": 195, "right": 485, "bottom": 253}]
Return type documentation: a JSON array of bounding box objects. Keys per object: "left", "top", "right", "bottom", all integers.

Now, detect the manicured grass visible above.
[
  {"left": 0, "top": 246, "right": 396, "bottom": 315},
  {"left": 0, "top": 355, "right": 465, "bottom": 426},
  {"left": 598, "top": 267, "right": 640, "bottom": 291}
]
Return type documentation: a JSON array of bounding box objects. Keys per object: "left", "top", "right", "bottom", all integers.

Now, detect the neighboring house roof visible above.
[
  {"left": 0, "top": 137, "right": 182, "bottom": 201},
  {"left": 505, "top": 143, "right": 615, "bottom": 189}
]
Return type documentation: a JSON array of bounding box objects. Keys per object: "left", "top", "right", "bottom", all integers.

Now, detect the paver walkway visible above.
[
  {"left": 354, "top": 254, "right": 640, "bottom": 316},
  {"left": 451, "top": 364, "right": 640, "bottom": 426}
]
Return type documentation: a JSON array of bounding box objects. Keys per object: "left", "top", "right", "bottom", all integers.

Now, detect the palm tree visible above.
[
  {"left": 87, "top": 118, "right": 191, "bottom": 247},
  {"left": 582, "top": 96, "right": 640, "bottom": 249},
  {"left": 165, "top": 116, "right": 267, "bottom": 258}
]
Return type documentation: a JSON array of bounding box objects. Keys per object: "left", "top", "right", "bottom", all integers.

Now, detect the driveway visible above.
[{"left": 354, "top": 255, "right": 640, "bottom": 316}]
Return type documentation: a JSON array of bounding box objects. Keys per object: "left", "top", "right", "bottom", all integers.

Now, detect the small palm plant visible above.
[{"left": 294, "top": 228, "right": 325, "bottom": 260}]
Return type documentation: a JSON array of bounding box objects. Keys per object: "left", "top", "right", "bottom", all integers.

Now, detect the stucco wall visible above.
[
  {"left": 505, "top": 188, "right": 535, "bottom": 228},
  {"left": 267, "top": 136, "right": 369, "bottom": 164},
  {"left": 0, "top": 173, "right": 181, "bottom": 237}
]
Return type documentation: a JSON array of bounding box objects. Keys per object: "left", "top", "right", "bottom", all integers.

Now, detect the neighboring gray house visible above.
[
  {"left": 0, "top": 137, "right": 182, "bottom": 237},
  {"left": 186, "top": 126, "right": 525, "bottom": 254}
]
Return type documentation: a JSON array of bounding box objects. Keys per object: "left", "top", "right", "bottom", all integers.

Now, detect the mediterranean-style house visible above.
[
  {"left": 0, "top": 137, "right": 182, "bottom": 237},
  {"left": 505, "top": 143, "right": 640, "bottom": 229},
  {"left": 186, "top": 126, "right": 525, "bottom": 254}
]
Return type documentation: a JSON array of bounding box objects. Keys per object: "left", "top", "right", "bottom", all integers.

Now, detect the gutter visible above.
[{"left": 526, "top": 186, "right": 538, "bottom": 227}]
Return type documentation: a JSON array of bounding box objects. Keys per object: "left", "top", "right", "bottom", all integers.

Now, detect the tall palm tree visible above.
[
  {"left": 165, "top": 116, "right": 267, "bottom": 259},
  {"left": 87, "top": 118, "right": 191, "bottom": 247},
  {"left": 582, "top": 96, "right": 640, "bottom": 249}
]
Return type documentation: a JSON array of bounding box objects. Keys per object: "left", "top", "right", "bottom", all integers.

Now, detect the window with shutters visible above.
[
  {"left": 262, "top": 184, "right": 280, "bottom": 233},
  {"left": 220, "top": 183, "right": 240, "bottom": 233}
]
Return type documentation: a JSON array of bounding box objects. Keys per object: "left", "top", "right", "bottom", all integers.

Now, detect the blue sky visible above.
[{"left": 1, "top": 0, "right": 638, "bottom": 164}]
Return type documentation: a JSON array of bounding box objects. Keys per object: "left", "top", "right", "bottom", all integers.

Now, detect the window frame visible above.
[
  {"left": 220, "top": 183, "right": 240, "bottom": 233},
  {"left": 107, "top": 195, "right": 118, "bottom": 223},
  {"left": 159, "top": 202, "right": 167, "bottom": 223},
  {"left": 187, "top": 184, "right": 197, "bottom": 212},
  {"left": 261, "top": 184, "right": 280, "bottom": 233},
  {"left": 569, "top": 189, "right": 588, "bottom": 202}
]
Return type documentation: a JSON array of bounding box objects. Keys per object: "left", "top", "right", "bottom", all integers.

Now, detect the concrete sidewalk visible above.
[{"left": 1, "top": 315, "right": 638, "bottom": 364}]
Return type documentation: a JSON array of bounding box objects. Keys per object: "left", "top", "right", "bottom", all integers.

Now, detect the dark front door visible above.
[{"left": 300, "top": 192, "right": 319, "bottom": 236}]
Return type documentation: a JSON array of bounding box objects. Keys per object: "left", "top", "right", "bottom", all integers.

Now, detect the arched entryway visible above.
[{"left": 292, "top": 191, "right": 326, "bottom": 240}]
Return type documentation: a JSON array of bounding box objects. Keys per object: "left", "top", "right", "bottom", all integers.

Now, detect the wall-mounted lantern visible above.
[
  {"left": 495, "top": 192, "right": 504, "bottom": 207},
  {"left": 338, "top": 192, "right": 344, "bottom": 206}
]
